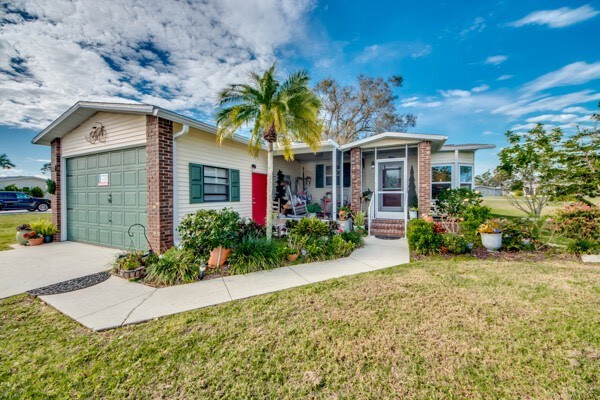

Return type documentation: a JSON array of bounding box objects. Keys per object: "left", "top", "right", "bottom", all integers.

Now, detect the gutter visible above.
[{"left": 172, "top": 124, "right": 190, "bottom": 245}]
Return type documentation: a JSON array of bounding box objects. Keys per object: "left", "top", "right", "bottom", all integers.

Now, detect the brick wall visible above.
[
  {"left": 350, "top": 147, "right": 362, "bottom": 213},
  {"left": 50, "top": 138, "right": 62, "bottom": 242},
  {"left": 418, "top": 141, "right": 431, "bottom": 215},
  {"left": 146, "top": 116, "right": 174, "bottom": 253}
]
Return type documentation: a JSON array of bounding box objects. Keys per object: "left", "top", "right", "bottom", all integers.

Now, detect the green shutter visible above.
[
  {"left": 189, "top": 163, "right": 203, "bottom": 203},
  {"left": 343, "top": 163, "right": 351, "bottom": 188},
  {"left": 316, "top": 164, "right": 324, "bottom": 188},
  {"left": 230, "top": 169, "right": 240, "bottom": 202}
]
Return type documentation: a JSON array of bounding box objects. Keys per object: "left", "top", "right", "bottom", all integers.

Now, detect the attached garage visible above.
[{"left": 65, "top": 147, "right": 148, "bottom": 249}]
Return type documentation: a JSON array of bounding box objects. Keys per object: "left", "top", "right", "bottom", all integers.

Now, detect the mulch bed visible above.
[
  {"left": 412, "top": 248, "right": 580, "bottom": 262},
  {"left": 28, "top": 271, "right": 111, "bottom": 296}
]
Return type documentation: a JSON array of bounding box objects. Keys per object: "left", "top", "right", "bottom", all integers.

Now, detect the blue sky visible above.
[{"left": 1, "top": 0, "right": 599, "bottom": 177}]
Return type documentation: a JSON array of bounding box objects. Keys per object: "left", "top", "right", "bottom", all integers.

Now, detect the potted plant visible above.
[
  {"left": 26, "top": 231, "right": 44, "bottom": 246},
  {"left": 337, "top": 206, "right": 353, "bottom": 232},
  {"left": 306, "top": 203, "right": 322, "bottom": 218},
  {"left": 409, "top": 207, "right": 419, "bottom": 219},
  {"left": 114, "top": 251, "right": 146, "bottom": 279},
  {"left": 477, "top": 219, "right": 504, "bottom": 251},
  {"left": 286, "top": 234, "right": 307, "bottom": 262},
  {"left": 422, "top": 213, "right": 434, "bottom": 223},
  {"left": 16, "top": 224, "right": 31, "bottom": 245},
  {"left": 30, "top": 219, "right": 58, "bottom": 243}
]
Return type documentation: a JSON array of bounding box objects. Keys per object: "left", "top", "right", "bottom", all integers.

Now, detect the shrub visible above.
[
  {"left": 437, "top": 188, "right": 483, "bottom": 216},
  {"left": 145, "top": 247, "right": 198, "bottom": 285},
  {"left": 441, "top": 234, "right": 469, "bottom": 254},
  {"left": 29, "top": 186, "right": 44, "bottom": 198},
  {"left": 29, "top": 219, "right": 58, "bottom": 237},
  {"left": 303, "top": 237, "right": 335, "bottom": 262},
  {"left": 341, "top": 230, "right": 363, "bottom": 246},
  {"left": 407, "top": 219, "right": 442, "bottom": 255},
  {"left": 353, "top": 211, "right": 366, "bottom": 227},
  {"left": 46, "top": 179, "right": 56, "bottom": 195},
  {"left": 178, "top": 208, "right": 241, "bottom": 260},
  {"left": 460, "top": 204, "right": 492, "bottom": 233},
  {"left": 229, "top": 236, "right": 283, "bottom": 274},
  {"left": 238, "top": 218, "right": 265, "bottom": 238},
  {"left": 291, "top": 217, "right": 331, "bottom": 238},
  {"left": 567, "top": 239, "right": 600, "bottom": 255},
  {"left": 501, "top": 218, "right": 541, "bottom": 251},
  {"left": 1, "top": 184, "right": 19, "bottom": 192},
  {"left": 552, "top": 203, "right": 599, "bottom": 242},
  {"left": 306, "top": 203, "right": 322, "bottom": 213},
  {"left": 113, "top": 251, "right": 145, "bottom": 272},
  {"left": 330, "top": 235, "right": 357, "bottom": 257}
]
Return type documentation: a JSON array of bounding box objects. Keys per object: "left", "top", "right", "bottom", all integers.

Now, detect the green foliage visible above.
[
  {"left": 407, "top": 219, "right": 442, "bottom": 255},
  {"left": 437, "top": 188, "right": 483, "bottom": 216},
  {"left": 441, "top": 234, "right": 469, "bottom": 254},
  {"left": 501, "top": 219, "right": 538, "bottom": 251},
  {"left": 229, "top": 236, "right": 283, "bottom": 274},
  {"left": 0, "top": 153, "right": 15, "bottom": 169},
  {"left": 303, "top": 237, "right": 336, "bottom": 262},
  {"left": 306, "top": 203, "right": 322, "bottom": 213},
  {"left": 178, "top": 208, "right": 241, "bottom": 260},
  {"left": 145, "top": 248, "right": 198, "bottom": 285},
  {"left": 29, "top": 219, "right": 58, "bottom": 236},
  {"left": 1, "top": 184, "right": 19, "bottom": 191},
  {"left": 113, "top": 251, "right": 145, "bottom": 272},
  {"left": 341, "top": 230, "right": 363, "bottom": 246},
  {"left": 552, "top": 203, "right": 600, "bottom": 242},
  {"left": 237, "top": 218, "right": 266, "bottom": 238},
  {"left": 476, "top": 219, "right": 506, "bottom": 234},
  {"left": 46, "top": 179, "right": 56, "bottom": 195},
  {"left": 353, "top": 211, "right": 365, "bottom": 227},
  {"left": 330, "top": 235, "right": 358, "bottom": 257},
  {"left": 291, "top": 217, "right": 331, "bottom": 238},
  {"left": 29, "top": 186, "right": 44, "bottom": 198},
  {"left": 460, "top": 204, "right": 492, "bottom": 233},
  {"left": 566, "top": 239, "right": 600, "bottom": 255}
]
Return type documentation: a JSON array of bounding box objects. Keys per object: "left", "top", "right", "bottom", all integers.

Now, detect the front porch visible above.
[{"left": 274, "top": 134, "right": 438, "bottom": 237}]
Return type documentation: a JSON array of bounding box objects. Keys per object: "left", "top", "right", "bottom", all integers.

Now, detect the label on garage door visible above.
[{"left": 98, "top": 173, "right": 110, "bottom": 186}]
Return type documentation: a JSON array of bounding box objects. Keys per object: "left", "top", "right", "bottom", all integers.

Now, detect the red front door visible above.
[{"left": 252, "top": 173, "right": 268, "bottom": 226}]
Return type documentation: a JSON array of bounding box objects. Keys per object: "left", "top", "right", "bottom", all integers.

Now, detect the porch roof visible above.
[{"left": 339, "top": 132, "right": 448, "bottom": 151}]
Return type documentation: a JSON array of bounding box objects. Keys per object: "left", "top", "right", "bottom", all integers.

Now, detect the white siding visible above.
[
  {"left": 431, "top": 150, "right": 474, "bottom": 164},
  {"left": 175, "top": 125, "right": 268, "bottom": 224},
  {"left": 61, "top": 112, "right": 147, "bottom": 157}
]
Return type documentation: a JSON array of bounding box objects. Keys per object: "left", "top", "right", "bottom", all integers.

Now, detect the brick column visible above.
[
  {"left": 350, "top": 147, "right": 362, "bottom": 213},
  {"left": 146, "top": 116, "right": 174, "bottom": 253},
  {"left": 50, "top": 138, "right": 62, "bottom": 242},
  {"left": 418, "top": 141, "right": 431, "bottom": 215}
]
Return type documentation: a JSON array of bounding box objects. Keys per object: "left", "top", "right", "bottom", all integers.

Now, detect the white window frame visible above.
[
  {"left": 325, "top": 165, "right": 333, "bottom": 186},
  {"left": 458, "top": 164, "right": 474, "bottom": 190},
  {"left": 431, "top": 164, "right": 453, "bottom": 197}
]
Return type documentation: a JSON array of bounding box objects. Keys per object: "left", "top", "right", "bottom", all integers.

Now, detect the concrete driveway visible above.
[{"left": 0, "top": 241, "right": 120, "bottom": 299}]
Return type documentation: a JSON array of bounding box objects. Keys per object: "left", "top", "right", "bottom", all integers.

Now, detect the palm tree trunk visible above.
[{"left": 266, "top": 142, "right": 274, "bottom": 240}]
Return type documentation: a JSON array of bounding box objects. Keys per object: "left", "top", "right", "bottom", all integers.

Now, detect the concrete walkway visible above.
[
  {"left": 0, "top": 242, "right": 119, "bottom": 299},
  {"left": 40, "top": 237, "right": 410, "bottom": 331}
]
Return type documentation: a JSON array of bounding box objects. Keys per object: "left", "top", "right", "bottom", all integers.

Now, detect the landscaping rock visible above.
[
  {"left": 581, "top": 254, "right": 600, "bottom": 263},
  {"left": 28, "top": 271, "right": 110, "bottom": 296}
]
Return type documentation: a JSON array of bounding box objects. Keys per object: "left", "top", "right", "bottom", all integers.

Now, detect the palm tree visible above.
[
  {"left": 216, "top": 65, "right": 322, "bottom": 239},
  {"left": 0, "top": 153, "right": 15, "bottom": 170}
]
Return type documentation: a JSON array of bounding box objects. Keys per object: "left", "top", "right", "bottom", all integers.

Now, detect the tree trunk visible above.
[{"left": 266, "top": 142, "right": 274, "bottom": 240}]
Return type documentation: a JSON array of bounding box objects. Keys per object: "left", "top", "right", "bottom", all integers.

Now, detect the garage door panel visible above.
[{"left": 67, "top": 147, "right": 147, "bottom": 250}]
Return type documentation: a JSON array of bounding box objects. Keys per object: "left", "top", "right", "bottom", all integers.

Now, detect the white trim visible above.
[
  {"left": 331, "top": 148, "right": 337, "bottom": 220},
  {"left": 172, "top": 124, "right": 189, "bottom": 245},
  {"left": 340, "top": 132, "right": 447, "bottom": 150},
  {"left": 374, "top": 157, "right": 406, "bottom": 219},
  {"left": 340, "top": 151, "right": 344, "bottom": 206},
  {"left": 440, "top": 144, "right": 495, "bottom": 151}
]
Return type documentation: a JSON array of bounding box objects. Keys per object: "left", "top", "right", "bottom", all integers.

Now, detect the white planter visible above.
[
  {"left": 338, "top": 219, "right": 353, "bottom": 232},
  {"left": 409, "top": 210, "right": 418, "bottom": 219},
  {"left": 481, "top": 233, "right": 502, "bottom": 251}
]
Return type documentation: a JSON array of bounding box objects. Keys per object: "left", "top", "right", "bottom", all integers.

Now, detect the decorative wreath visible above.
[{"left": 86, "top": 122, "right": 107, "bottom": 144}]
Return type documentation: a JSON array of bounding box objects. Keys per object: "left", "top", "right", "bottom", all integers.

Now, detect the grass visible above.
[
  {"left": 482, "top": 196, "right": 600, "bottom": 219},
  {"left": 1, "top": 258, "right": 598, "bottom": 398},
  {"left": 0, "top": 213, "right": 51, "bottom": 251}
]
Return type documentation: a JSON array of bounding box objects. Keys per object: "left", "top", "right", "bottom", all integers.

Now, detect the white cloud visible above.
[
  {"left": 460, "top": 17, "right": 486, "bottom": 37},
  {"left": 562, "top": 106, "right": 592, "bottom": 114},
  {"left": 471, "top": 84, "right": 489, "bottom": 93},
  {"left": 510, "top": 123, "right": 538, "bottom": 131},
  {"left": 523, "top": 61, "right": 600, "bottom": 94},
  {"left": 497, "top": 74, "right": 513, "bottom": 81},
  {"left": 482, "top": 130, "right": 494, "bottom": 135},
  {"left": 440, "top": 89, "right": 471, "bottom": 98},
  {"left": 509, "top": 5, "right": 599, "bottom": 28},
  {"left": 355, "top": 41, "right": 431, "bottom": 63},
  {"left": 484, "top": 55, "right": 507, "bottom": 65},
  {"left": 525, "top": 113, "right": 590, "bottom": 123},
  {"left": 400, "top": 97, "right": 442, "bottom": 108},
  {"left": 0, "top": 0, "right": 316, "bottom": 129},
  {"left": 493, "top": 90, "right": 600, "bottom": 117}
]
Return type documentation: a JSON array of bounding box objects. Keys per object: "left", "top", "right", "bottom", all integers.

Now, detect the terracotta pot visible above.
[
  {"left": 423, "top": 215, "right": 434, "bottom": 223},
  {"left": 287, "top": 253, "right": 299, "bottom": 262},
  {"left": 16, "top": 230, "right": 31, "bottom": 245},
  {"left": 208, "top": 247, "right": 231, "bottom": 267},
  {"left": 28, "top": 237, "right": 44, "bottom": 246}
]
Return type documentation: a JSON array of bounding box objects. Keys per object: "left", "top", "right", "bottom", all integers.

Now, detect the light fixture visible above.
[
  {"left": 371, "top": 161, "right": 375, "bottom": 169},
  {"left": 251, "top": 164, "right": 256, "bottom": 169}
]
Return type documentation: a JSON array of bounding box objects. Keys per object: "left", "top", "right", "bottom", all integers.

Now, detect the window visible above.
[
  {"left": 189, "top": 164, "right": 240, "bottom": 203},
  {"left": 431, "top": 165, "right": 452, "bottom": 198},
  {"left": 460, "top": 165, "right": 473, "bottom": 190},
  {"left": 325, "top": 165, "right": 333, "bottom": 186},
  {"left": 316, "top": 163, "right": 351, "bottom": 188}
]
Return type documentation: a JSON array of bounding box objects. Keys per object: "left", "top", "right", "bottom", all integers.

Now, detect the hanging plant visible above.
[{"left": 46, "top": 179, "right": 56, "bottom": 195}]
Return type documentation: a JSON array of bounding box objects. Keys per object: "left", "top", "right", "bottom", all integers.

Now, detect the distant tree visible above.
[
  {"left": 314, "top": 74, "right": 417, "bottom": 144},
  {"left": 0, "top": 153, "right": 15, "bottom": 169},
  {"left": 474, "top": 169, "right": 507, "bottom": 187},
  {"left": 497, "top": 124, "right": 562, "bottom": 217},
  {"left": 1, "top": 184, "right": 19, "bottom": 191},
  {"left": 30, "top": 186, "right": 44, "bottom": 198},
  {"left": 552, "top": 103, "right": 599, "bottom": 204},
  {"left": 41, "top": 162, "right": 51, "bottom": 174}
]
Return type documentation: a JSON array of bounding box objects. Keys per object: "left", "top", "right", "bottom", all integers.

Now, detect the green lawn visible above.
[
  {"left": 0, "top": 213, "right": 52, "bottom": 251},
  {"left": 482, "top": 196, "right": 600, "bottom": 219},
  {"left": 1, "top": 258, "right": 598, "bottom": 398}
]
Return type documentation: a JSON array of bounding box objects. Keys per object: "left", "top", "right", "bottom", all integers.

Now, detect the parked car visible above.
[{"left": 0, "top": 192, "right": 51, "bottom": 212}]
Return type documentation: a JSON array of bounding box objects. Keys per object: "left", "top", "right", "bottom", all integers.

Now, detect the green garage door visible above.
[{"left": 66, "top": 147, "right": 148, "bottom": 249}]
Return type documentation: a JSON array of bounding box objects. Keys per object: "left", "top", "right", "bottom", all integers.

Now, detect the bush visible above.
[
  {"left": 501, "top": 218, "right": 541, "bottom": 251},
  {"left": 113, "top": 251, "right": 146, "bottom": 272},
  {"left": 145, "top": 247, "right": 198, "bottom": 285},
  {"left": 178, "top": 208, "right": 241, "bottom": 260},
  {"left": 407, "top": 219, "right": 442, "bottom": 255},
  {"left": 552, "top": 203, "right": 600, "bottom": 242},
  {"left": 353, "top": 211, "right": 366, "bottom": 227},
  {"left": 330, "top": 235, "right": 358, "bottom": 257},
  {"left": 306, "top": 203, "right": 322, "bottom": 213},
  {"left": 437, "top": 188, "right": 483, "bottom": 216},
  {"left": 46, "top": 179, "right": 56, "bottom": 195},
  {"left": 229, "top": 236, "right": 282, "bottom": 274},
  {"left": 1, "top": 184, "right": 19, "bottom": 192},
  {"left": 567, "top": 239, "right": 600, "bottom": 255},
  {"left": 238, "top": 218, "right": 265, "bottom": 238},
  {"left": 29, "top": 186, "right": 44, "bottom": 198},
  {"left": 341, "top": 230, "right": 363, "bottom": 246},
  {"left": 441, "top": 234, "right": 469, "bottom": 254},
  {"left": 291, "top": 217, "right": 331, "bottom": 238},
  {"left": 303, "top": 237, "right": 335, "bottom": 262},
  {"left": 460, "top": 204, "right": 492, "bottom": 233}
]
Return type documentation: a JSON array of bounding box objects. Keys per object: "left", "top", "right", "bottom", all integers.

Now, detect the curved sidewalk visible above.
[{"left": 39, "top": 237, "right": 410, "bottom": 331}]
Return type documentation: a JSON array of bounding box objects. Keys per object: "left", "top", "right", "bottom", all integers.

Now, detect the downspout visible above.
[{"left": 172, "top": 124, "right": 190, "bottom": 245}]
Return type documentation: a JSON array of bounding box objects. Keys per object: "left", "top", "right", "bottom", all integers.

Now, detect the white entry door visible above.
[{"left": 375, "top": 158, "right": 406, "bottom": 219}]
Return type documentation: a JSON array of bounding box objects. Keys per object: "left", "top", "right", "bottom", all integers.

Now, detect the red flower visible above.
[{"left": 23, "top": 233, "right": 28, "bottom": 238}]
